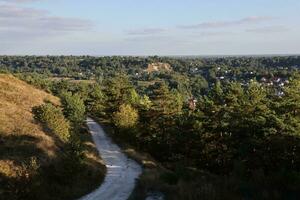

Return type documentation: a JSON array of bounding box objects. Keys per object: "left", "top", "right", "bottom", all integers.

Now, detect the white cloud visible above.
[
  {"left": 178, "top": 16, "right": 274, "bottom": 29},
  {"left": 0, "top": 3, "right": 93, "bottom": 41}
]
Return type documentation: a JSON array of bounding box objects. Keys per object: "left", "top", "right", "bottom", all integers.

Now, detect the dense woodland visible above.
[{"left": 2, "top": 55, "right": 300, "bottom": 199}]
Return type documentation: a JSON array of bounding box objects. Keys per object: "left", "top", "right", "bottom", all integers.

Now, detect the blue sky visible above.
[{"left": 0, "top": 0, "right": 299, "bottom": 55}]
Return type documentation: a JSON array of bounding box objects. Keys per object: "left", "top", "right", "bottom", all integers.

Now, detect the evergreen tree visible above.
[
  {"left": 150, "top": 82, "right": 183, "bottom": 117},
  {"left": 104, "top": 73, "right": 133, "bottom": 113},
  {"left": 60, "top": 92, "right": 86, "bottom": 125},
  {"left": 86, "top": 83, "right": 106, "bottom": 116}
]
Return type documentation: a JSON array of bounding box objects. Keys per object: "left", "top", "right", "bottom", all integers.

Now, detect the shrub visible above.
[
  {"left": 33, "top": 103, "right": 70, "bottom": 142},
  {"left": 113, "top": 104, "right": 138, "bottom": 129},
  {"left": 60, "top": 92, "right": 86, "bottom": 126}
]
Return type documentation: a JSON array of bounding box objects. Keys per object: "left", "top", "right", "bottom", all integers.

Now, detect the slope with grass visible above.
[
  {"left": 0, "top": 74, "right": 60, "bottom": 172},
  {"left": 0, "top": 74, "right": 105, "bottom": 200}
]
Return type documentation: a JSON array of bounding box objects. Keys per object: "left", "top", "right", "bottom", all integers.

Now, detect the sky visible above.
[{"left": 0, "top": 0, "right": 299, "bottom": 55}]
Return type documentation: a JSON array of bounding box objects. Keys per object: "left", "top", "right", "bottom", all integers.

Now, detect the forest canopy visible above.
[{"left": 2, "top": 55, "right": 300, "bottom": 199}]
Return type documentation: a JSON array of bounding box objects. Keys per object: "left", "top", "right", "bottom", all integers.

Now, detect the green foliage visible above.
[
  {"left": 16, "top": 73, "right": 52, "bottom": 92},
  {"left": 4, "top": 55, "right": 300, "bottom": 198},
  {"left": 105, "top": 73, "right": 300, "bottom": 198},
  {"left": 104, "top": 73, "right": 134, "bottom": 113},
  {"left": 150, "top": 82, "right": 183, "bottom": 117},
  {"left": 32, "top": 103, "right": 70, "bottom": 142},
  {"left": 190, "top": 75, "right": 209, "bottom": 97},
  {"left": 60, "top": 92, "right": 86, "bottom": 125},
  {"left": 282, "top": 76, "right": 300, "bottom": 115},
  {"left": 113, "top": 104, "right": 139, "bottom": 129},
  {"left": 139, "top": 95, "right": 152, "bottom": 111},
  {"left": 126, "top": 88, "right": 140, "bottom": 106},
  {"left": 86, "top": 83, "right": 106, "bottom": 116}
]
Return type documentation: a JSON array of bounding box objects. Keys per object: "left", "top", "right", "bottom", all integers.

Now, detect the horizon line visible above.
[{"left": 0, "top": 53, "right": 299, "bottom": 58}]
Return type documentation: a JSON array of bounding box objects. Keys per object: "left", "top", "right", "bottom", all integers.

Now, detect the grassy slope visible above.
[
  {"left": 0, "top": 74, "right": 60, "bottom": 173},
  {"left": 0, "top": 74, "right": 105, "bottom": 200}
]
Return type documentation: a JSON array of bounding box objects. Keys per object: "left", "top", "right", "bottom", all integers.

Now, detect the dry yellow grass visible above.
[
  {"left": 0, "top": 74, "right": 106, "bottom": 200},
  {"left": 0, "top": 74, "right": 60, "bottom": 174}
]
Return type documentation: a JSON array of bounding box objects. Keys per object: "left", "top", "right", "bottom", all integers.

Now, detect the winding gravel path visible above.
[{"left": 79, "top": 117, "right": 142, "bottom": 200}]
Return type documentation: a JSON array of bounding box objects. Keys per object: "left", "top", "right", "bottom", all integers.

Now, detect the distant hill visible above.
[{"left": 145, "top": 62, "right": 172, "bottom": 73}]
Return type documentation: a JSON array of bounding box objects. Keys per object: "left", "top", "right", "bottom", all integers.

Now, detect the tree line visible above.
[
  {"left": 19, "top": 69, "right": 300, "bottom": 199},
  {"left": 8, "top": 55, "right": 300, "bottom": 199}
]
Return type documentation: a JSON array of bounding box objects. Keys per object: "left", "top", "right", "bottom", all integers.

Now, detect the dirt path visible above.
[{"left": 79, "top": 117, "right": 142, "bottom": 200}]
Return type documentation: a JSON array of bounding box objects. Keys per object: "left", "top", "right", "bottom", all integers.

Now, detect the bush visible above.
[
  {"left": 113, "top": 104, "right": 138, "bottom": 129},
  {"left": 33, "top": 103, "right": 70, "bottom": 142},
  {"left": 60, "top": 92, "right": 86, "bottom": 126}
]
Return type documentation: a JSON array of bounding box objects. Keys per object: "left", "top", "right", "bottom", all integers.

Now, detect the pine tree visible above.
[
  {"left": 60, "top": 92, "right": 86, "bottom": 125},
  {"left": 86, "top": 83, "right": 106, "bottom": 116},
  {"left": 150, "top": 82, "right": 183, "bottom": 117},
  {"left": 104, "top": 73, "right": 133, "bottom": 113}
]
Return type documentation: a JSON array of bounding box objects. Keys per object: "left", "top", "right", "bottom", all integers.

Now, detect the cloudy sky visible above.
[{"left": 0, "top": 0, "right": 299, "bottom": 55}]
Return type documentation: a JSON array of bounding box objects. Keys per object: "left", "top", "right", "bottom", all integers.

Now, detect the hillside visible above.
[
  {"left": 0, "top": 74, "right": 105, "bottom": 200},
  {"left": 0, "top": 74, "right": 60, "bottom": 175}
]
